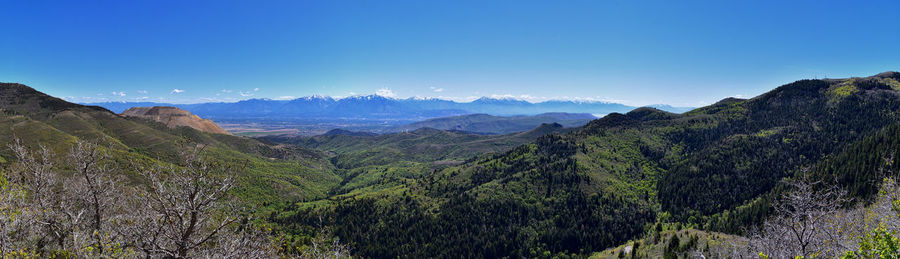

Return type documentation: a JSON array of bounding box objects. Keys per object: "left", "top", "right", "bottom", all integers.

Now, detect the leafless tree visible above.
[
  {"left": 65, "top": 140, "right": 132, "bottom": 257},
  {"left": 197, "top": 220, "right": 278, "bottom": 258},
  {"left": 290, "top": 229, "right": 352, "bottom": 259},
  {"left": 746, "top": 176, "right": 852, "bottom": 258},
  {"left": 0, "top": 139, "right": 326, "bottom": 258},
  {"left": 0, "top": 145, "right": 30, "bottom": 254},
  {"left": 0, "top": 140, "right": 130, "bottom": 256},
  {"left": 127, "top": 145, "right": 245, "bottom": 258},
  {"left": 6, "top": 139, "right": 81, "bottom": 253},
  {"left": 703, "top": 236, "right": 750, "bottom": 259}
]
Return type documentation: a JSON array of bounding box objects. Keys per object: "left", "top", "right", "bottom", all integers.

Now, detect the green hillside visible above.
[
  {"left": 270, "top": 72, "right": 900, "bottom": 257},
  {"left": 260, "top": 123, "right": 572, "bottom": 198},
  {"left": 0, "top": 83, "right": 340, "bottom": 203},
  {"left": 391, "top": 112, "right": 596, "bottom": 134},
  {"left": 5, "top": 72, "right": 900, "bottom": 258}
]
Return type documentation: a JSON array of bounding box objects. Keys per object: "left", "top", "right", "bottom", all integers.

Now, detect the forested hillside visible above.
[
  {"left": 260, "top": 123, "right": 573, "bottom": 200},
  {"left": 3, "top": 72, "right": 900, "bottom": 258},
  {"left": 269, "top": 72, "right": 900, "bottom": 257}
]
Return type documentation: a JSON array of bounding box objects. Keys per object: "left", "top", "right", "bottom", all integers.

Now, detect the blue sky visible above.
[{"left": 2, "top": 0, "right": 898, "bottom": 106}]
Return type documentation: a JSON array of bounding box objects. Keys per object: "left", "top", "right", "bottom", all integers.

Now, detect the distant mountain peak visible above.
[
  {"left": 342, "top": 94, "right": 393, "bottom": 101},
  {"left": 238, "top": 98, "right": 280, "bottom": 103},
  {"left": 471, "top": 96, "right": 530, "bottom": 104},
  {"left": 299, "top": 95, "right": 334, "bottom": 101},
  {"left": 406, "top": 96, "right": 442, "bottom": 101}
]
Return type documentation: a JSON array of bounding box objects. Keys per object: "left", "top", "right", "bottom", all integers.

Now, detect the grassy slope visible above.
[{"left": 0, "top": 83, "right": 340, "bottom": 203}]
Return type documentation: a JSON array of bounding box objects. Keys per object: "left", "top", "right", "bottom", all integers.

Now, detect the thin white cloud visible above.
[
  {"left": 111, "top": 91, "right": 126, "bottom": 97},
  {"left": 170, "top": 89, "right": 184, "bottom": 94},
  {"left": 430, "top": 86, "right": 444, "bottom": 92},
  {"left": 375, "top": 88, "right": 396, "bottom": 98},
  {"left": 221, "top": 89, "right": 232, "bottom": 93},
  {"left": 84, "top": 97, "right": 109, "bottom": 101},
  {"left": 253, "top": 88, "right": 259, "bottom": 92},
  {"left": 239, "top": 91, "right": 254, "bottom": 97},
  {"left": 274, "top": 96, "right": 296, "bottom": 100},
  {"left": 137, "top": 90, "right": 148, "bottom": 94}
]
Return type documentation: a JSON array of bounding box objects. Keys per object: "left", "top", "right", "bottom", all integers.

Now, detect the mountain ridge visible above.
[
  {"left": 391, "top": 112, "right": 596, "bottom": 134},
  {"left": 83, "top": 95, "right": 692, "bottom": 120}
]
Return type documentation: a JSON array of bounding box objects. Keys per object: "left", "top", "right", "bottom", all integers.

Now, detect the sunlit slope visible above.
[
  {"left": 269, "top": 72, "right": 900, "bottom": 257},
  {"left": 0, "top": 83, "right": 340, "bottom": 202}
]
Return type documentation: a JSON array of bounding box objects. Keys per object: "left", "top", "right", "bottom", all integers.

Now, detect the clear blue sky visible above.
[{"left": 2, "top": 0, "right": 898, "bottom": 106}]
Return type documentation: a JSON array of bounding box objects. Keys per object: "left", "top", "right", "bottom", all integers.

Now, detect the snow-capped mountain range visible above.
[{"left": 84, "top": 95, "right": 693, "bottom": 121}]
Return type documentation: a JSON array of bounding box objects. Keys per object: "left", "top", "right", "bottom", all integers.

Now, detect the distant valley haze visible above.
[{"left": 82, "top": 94, "right": 680, "bottom": 135}]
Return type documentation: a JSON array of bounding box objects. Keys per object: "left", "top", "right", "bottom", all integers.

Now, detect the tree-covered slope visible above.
[
  {"left": 661, "top": 73, "right": 900, "bottom": 220},
  {"left": 260, "top": 123, "right": 573, "bottom": 198},
  {"left": 272, "top": 72, "right": 900, "bottom": 257},
  {"left": 0, "top": 83, "right": 340, "bottom": 203},
  {"left": 390, "top": 112, "right": 596, "bottom": 134}
]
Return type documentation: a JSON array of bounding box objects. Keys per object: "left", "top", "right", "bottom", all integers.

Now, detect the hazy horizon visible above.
[{"left": 3, "top": 0, "right": 899, "bottom": 107}]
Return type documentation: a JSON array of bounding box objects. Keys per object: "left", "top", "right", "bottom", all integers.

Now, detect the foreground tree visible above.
[
  {"left": 6, "top": 140, "right": 82, "bottom": 256},
  {"left": 0, "top": 139, "right": 287, "bottom": 258},
  {"left": 126, "top": 145, "right": 266, "bottom": 258},
  {"left": 67, "top": 141, "right": 132, "bottom": 256},
  {"left": 748, "top": 176, "right": 852, "bottom": 258}
]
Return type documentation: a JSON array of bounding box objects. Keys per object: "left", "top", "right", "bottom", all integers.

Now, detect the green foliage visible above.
[
  {"left": 828, "top": 78, "right": 859, "bottom": 99},
  {"left": 7, "top": 72, "right": 900, "bottom": 258},
  {"left": 809, "top": 123, "right": 900, "bottom": 201},
  {"left": 662, "top": 76, "right": 900, "bottom": 229},
  {"left": 274, "top": 133, "right": 655, "bottom": 257},
  {"left": 843, "top": 227, "right": 900, "bottom": 259},
  {"left": 268, "top": 73, "right": 900, "bottom": 257},
  {"left": 843, "top": 180, "right": 900, "bottom": 259},
  {"left": 592, "top": 229, "right": 732, "bottom": 258},
  {"left": 881, "top": 78, "right": 900, "bottom": 91},
  {"left": 664, "top": 234, "right": 680, "bottom": 259}
]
